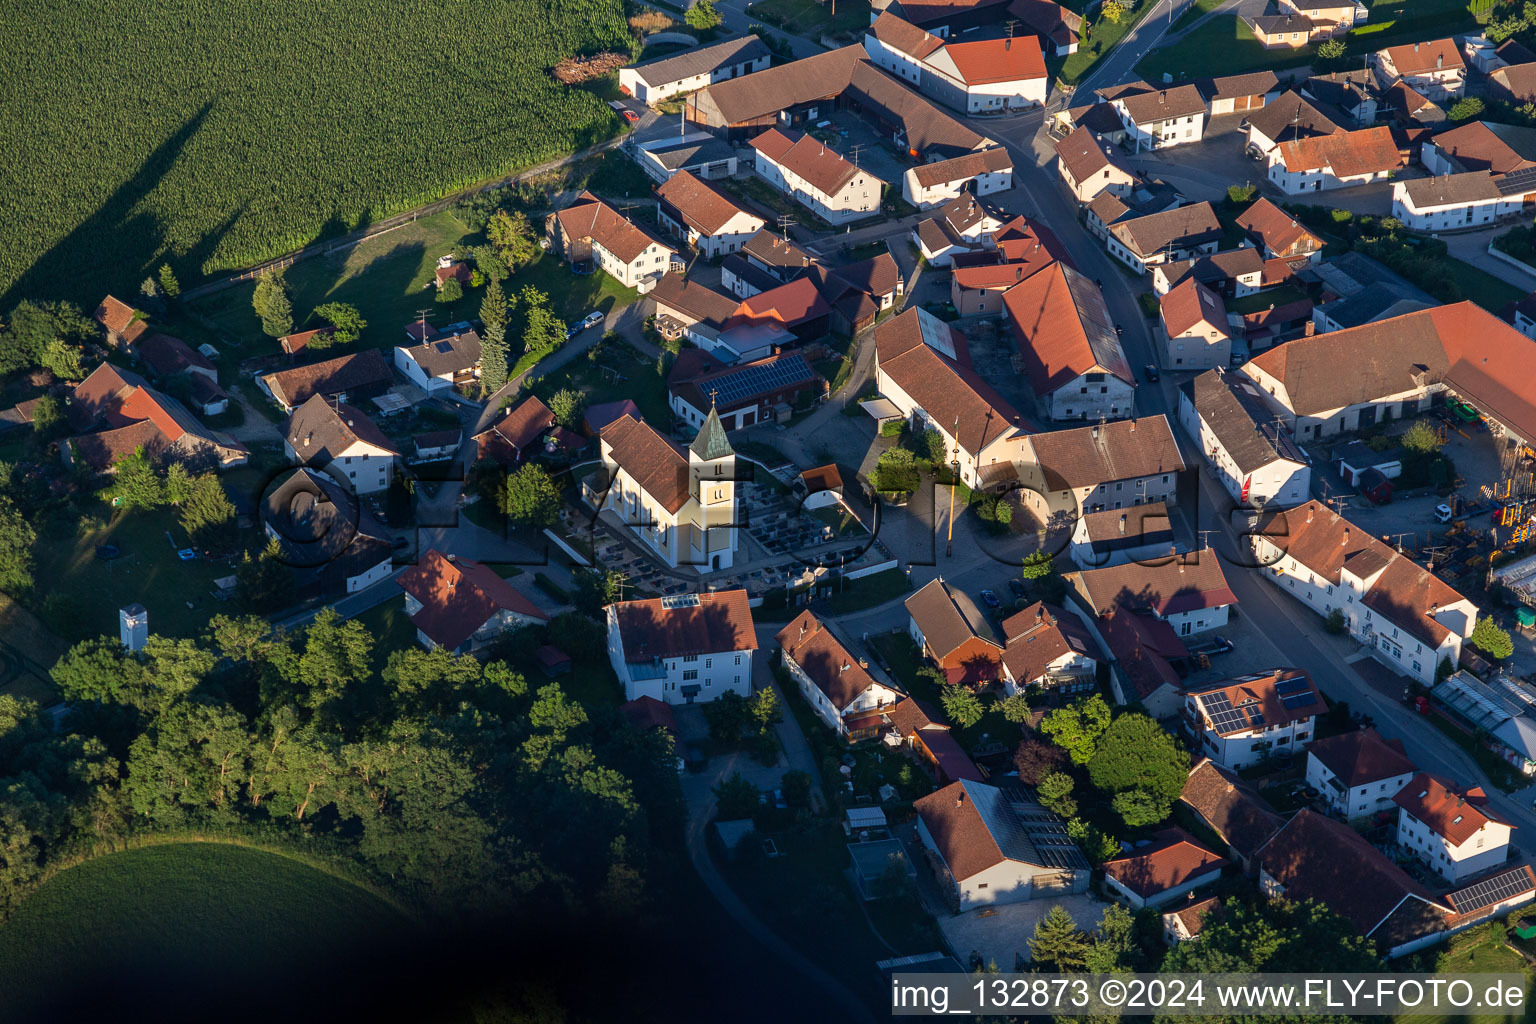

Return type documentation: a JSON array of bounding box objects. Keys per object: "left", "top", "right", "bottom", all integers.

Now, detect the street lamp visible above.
[{"left": 947, "top": 418, "right": 962, "bottom": 557}]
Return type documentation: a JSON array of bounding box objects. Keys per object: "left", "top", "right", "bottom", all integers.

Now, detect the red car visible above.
[{"left": 622, "top": 109, "right": 639, "bottom": 123}]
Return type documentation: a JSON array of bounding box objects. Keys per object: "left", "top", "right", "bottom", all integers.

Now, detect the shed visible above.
[
  {"left": 713, "top": 818, "right": 758, "bottom": 859},
  {"left": 846, "top": 806, "right": 889, "bottom": 832},
  {"left": 849, "top": 838, "right": 915, "bottom": 899},
  {"left": 1337, "top": 441, "right": 1403, "bottom": 487},
  {"left": 1359, "top": 467, "right": 1395, "bottom": 505}
]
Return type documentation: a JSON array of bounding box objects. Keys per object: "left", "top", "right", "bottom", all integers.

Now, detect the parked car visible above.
[
  {"left": 1007, "top": 579, "right": 1025, "bottom": 599},
  {"left": 684, "top": 742, "right": 707, "bottom": 773},
  {"left": 622, "top": 109, "right": 640, "bottom": 123},
  {"left": 1143, "top": 363, "right": 1160, "bottom": 383},
  {"left": 980, "top": 589, "right": 1001, "bottom": 609},
  {"left": 582, "top": 310, "right": 605, "bottom": 329},
  {"left": 1434, "top": 503, "right": 1453, "bottom": 524},
  {"left": 565, "top": 322, "right": 582, "bottom": 340}
]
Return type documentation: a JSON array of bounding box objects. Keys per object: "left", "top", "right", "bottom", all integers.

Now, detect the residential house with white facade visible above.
[
  {"left": 282, "top": 394, "right": 400, "bottom": 495},
  {"left": 914, "top": 779, "right": 1090, "bottom": 910},
  {"left": 1235, "top": 197, "right": 1326, "bottom": 264},
  {"left": 1374, "top": 39, "right": 1467, "bottom": 102},
  {"left": 1110, "top": 83, "right": 1207, "bottom": 152},
  {"left": 912, "top": 193, "right": 1009, "bottom": 266},
  {"left": 1392, "top": 172, "right": 1515, "bottom": 232},
  {"left": 619, "top": 35, "right": 772, "bottom": 105},
  {"left": 750, "top": 128, "right": 884, "bottom": 225},
  {"left": 1069, "top": 550, "right": 1239, "bottom": 639},
  {"left": 1395, "top": 773, "right": 1514, "bottom": 884},
  {"left": 1243, "top": 90, "right": 1343, "bottom": 157},
  {"left": 1069, "top": 501, "right": 1175, "bottom": 570},
  {"left": 548, "top": 191, "right": 677, "bottom": 294},
  {"left": 1018, "top": 415, "right": 1185, "bottom": 522},
  {"left": 585, "top": 408, "right": 740, "bottom": 572},
  {"left": 1266, "top": 125, "right": 1399, "bottom": 194},
  {"left": 864, "top": 12, "right": 1048, "bottom": 114},
  {"left": 1277, "top": 0, "right": 1364, "bottom": 36},
  {"left": 1305, "top": 728, "right": 1417, "bottom": 819},
  {"left": 1178, "top": 366, "right": 1312, "bottom": 509},
  {"left": 1152, "top": 248, "right": 1267, "bottom": 298},
  {"left": 1004, "top": 262, "right": 1136, "bottom": 420},
  {"left": 1105, "top": 202, "right": 1223, "bottom": 274},
  {"left": 393, "top": 329, "right": 481, "bottom": 394},
  {"left": 902, "top": 147, "right": 1014, "bottom": 208},
  {"left": 1186, "top": 668, "right": 1326, "bottom": 770},
  {"left": 777, "top": 609, "right": 902, "bottom": 739},
  {"left": 1159, "top": 277, "right": 1232, "bottom": 371},
  {"left": 397, "top": 550, "right": 550, "bottom": 654},
  {"left": 1249, "top": 500, "right": 1479, "bottom": 685},
  {"left": 1103, "top": 829, "right": 1226, "bottom": 909},
  {"left": 605, "top": 590, "right": 757, "bottom": 705},
  {"left": 656, "top": 170, "right": 766, "bottom": 259},
  {"left": 996, "top": 602, "right": 1101, "bottom": 697},
  {"left": 260, "top": 467, "right": 394, "bottom": 598},
  {"left": 1055, "top": 125, "right": 1138, "bottom": 204}
]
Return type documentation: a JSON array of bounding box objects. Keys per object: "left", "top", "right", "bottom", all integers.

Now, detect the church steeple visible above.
[{"left": 689, "top": 398, "right": 734, "bottom": 462}]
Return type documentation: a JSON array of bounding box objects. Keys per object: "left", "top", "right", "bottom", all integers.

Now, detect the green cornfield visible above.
[{"left": 0, "top": 0, "right": 631, "bottom": 308}]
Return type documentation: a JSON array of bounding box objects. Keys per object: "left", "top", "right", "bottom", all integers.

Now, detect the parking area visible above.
[{"left": 934, "top": 892, "right": 1108, "bottom": 971}]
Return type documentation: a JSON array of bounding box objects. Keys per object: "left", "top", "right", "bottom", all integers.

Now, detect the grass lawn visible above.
[
  {"left": 1170, "top": 0, "right": 1225, "bottom": 32},
  {"left": 1058, "top": 0, "right": 1153, "bottom": 85},
  {"left": 1446, "top": 258, "right": 1526, "bottom": 314},
  {"left": 812, "top": 567, "right": 913, "bottom": 616},
  {"left": 31, "top": 506, "right": 239, "bottom": 644},
  {"left": 0, "top": 842, "right": 413, "bottom": 1019},
  {"left": 349, "top": 593, "right": 421, "bottom": 672},
  {"left": 1229, "top": 285, "right": 1309, "bottom": 315},
  {"left": 186, "top": 212, "right": 640, "bottom": 359},
  {"left": 1137, "top": 16, "right": 1311, "bottom": 82},
  {"left": 525, "top": 337, "right": 671, "bottom": 427},
  {"left": 1406, "top": 922, "right": 1533, "bottom": 1024},
  {"left": 754, "top": 0, "right": 871, "bottom": 40}
]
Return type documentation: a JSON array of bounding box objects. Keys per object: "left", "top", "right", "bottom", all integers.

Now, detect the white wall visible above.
[
  {"left": 1305, "top": 752, "right": 1414, "bottom": 819},
  {"left": 1177, "top": 389, "right": 1312, "bottom": 509},
  {"left": 1396, "top": 808, "right": 1511, "bottom": 883}
]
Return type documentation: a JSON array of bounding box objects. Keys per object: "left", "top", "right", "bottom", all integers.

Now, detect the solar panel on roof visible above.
[
  {"left": 1447, "top": 867, "right": 1534, "bottom": 913},
  {"left": 1274, "top": 676, "right": 1311, "bottom": 696},
  {"left": 1247, "top": 711, "right": 1265, "bottom": 727},
  {"left": 1281, "top": 692, "right": 1317, "bottom": 710},
  {"left": 705, "top": 354, "right": 816, "bottom": 407}
]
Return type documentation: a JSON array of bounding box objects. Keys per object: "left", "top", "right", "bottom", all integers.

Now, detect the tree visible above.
[
  {"left": 873, "top": 445, "right": 919, "bottom": 492},
  {"left": 437, "top": 277, "right": 463, "bottom": 304},
  {"left": 486, "top": 210, "right": 539, "bottom": 270},
  {"left": 704, "top": 691, "right": 749, "bottom": 745},
  {"left": 1084, "top": 903, "right": 1145, "bottom": 974},
  {"left": 103, "top": 446, "right": 166, "bottom": 511},
  {"left": 1087, "top": 713, "right": 1188, "bottom": 826},
  {"left": 479, "top": 276, "right": 510, "bottom": 397},
  {"left": 780, "top": 769, "right": 812, "bottom": 809},
  {"left": 1401, "top": 419, "right": 1445, "bottom": 456},
  {"left": 292, "top": 607, "right": 373, "bottom": 720},
  {"left": 157, "top": 263, "right": 180, "bottom": 299},
  {"left": 1470, "top": 617, "right": 1514, "bottom": 660},
  {"left": 1226, "top": 183, "right": 1257, "bottom": 204},
  {"left": 685, "top": 0, "right": 724, "bottom": 31},
  {"left": 547, "top": 387, "right": 586, "bottom": 429},
  {"left": 748, "top": 686, "right": 780, "bottom": 732},
  {"left": 713, "top": 771, "right": 760, "bottom": 819},
  {"left": 1014, "top": 735, "right": 1067, "bottom": 784},
  {"left": 940, "top": 684, "right": 984, "bottom": 728},
  {"left": 1028, "top": 905, "right": 1089, "bottom": 970},
  {"left": 1324, "top": 607, "right": 1346, "bottom": 634},
  {"left": 994, "top": 501, "right": 1012, "bottom": 527},
  {"left": 181, "top": 474, "right": 236, "bottom": 542},
  {"left": 140, "top": 276, "right": 161, "bottom": 301},
  {"left": 1066, "top": 817, "right": 1120, "bottom": 866},
  {"left": 503, "top": 463, "right": 560, "bottom": 530},
  {"left": 574, "top": 567, "right": 627, "bottom": 617},
  {"left": 1162, "top": 898, "right": 1380, "bottom": 975},
  {"left": 999, "top": 692, "right": 1031, "bottom": 724},
  {"left": 30, "top": 394, "right": 63, "bottom": 437},
  {"left": 0, "top": 496, "right": 35, "bottom": 594},
  {"left": 1040, "top": 695, "right": 1111, "bottom": 764},
  {"left": 236, "top": 538, "right": 290, "bottom": 613},
  {"left": 1, "top": 300, "right": 92, "bottom": 377},
  {"left": 1021, "top": 550, "right": 1054, "bottom": 580},
  {"left": 921, "top": 427, "right": 947, "bottom": 466},
  {"left": 252, "top": 270, "right": 293, "bottom": 338},
  {"left": 1449, "top": 96, "right": 1485, "bottom": 123},
  {"left": 521, "top": 288, "right": 566, "bottom": 356},
  {"left": 470, "top": 244, "right": 509, "bottom": 283},
  {"left": 312, "top": 302, "right": 366, "bottom": 346},
  {"left": 1099, "top": 0, "right": 1125, "bottom": 24},
  {"left": 1315, "top": 37, "right": 1347, "bottom": 68},
  {"left": 1037, "top": 771, "right": 1076, "bottom": 818}
]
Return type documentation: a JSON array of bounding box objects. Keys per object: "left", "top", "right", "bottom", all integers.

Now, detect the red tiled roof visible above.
[
  {"left": 1071, "top": 551, "right": 1237, "bottom": 618},
  {"left": 68, "top": 419, "right": 168, "bottom": 473},
  {"left": 750, "top": 128, "right": 877, "bottom": 197},
  {"left": 1187, "top": 668, "right": 1326, "bottom": 737},
  {"left": 600, "top": 415, "right": 692, "bottom": 513},
  {"left": 620, "top": 695, "right": 678, "bottom": 736},
  {"left": 1382, "top": 38, "right": 1465, "bottom": 76},
  {"left": 657, "top": 170, "right": 759, "bottom": 237},
  {"left": 731, "top": 276, "right": 832, "bottom": 327},
  {"left": 910, "top": 146, "right": 1013, "bottom": 188},
  {"left": 1277, "top": 125, "right": 1399, "bottom": 176},
  {"left": 1025, "top": 415, "right": 1185, "bottom": 491},
  {"left": 941, "top": 35, "right": 1046, "bottom": 86},
  {"left": 776, "top": 610, "right": 887, "bottom": 710},
  {"left": 93, "top": 295, "right": 147, "bottom": 342},
  {"left": 1098, "top": 604, "right": 1184, "bottom": 699},
  {"left": 555, "top": 191, "right": 670, "bottom": 264},
  {"left": 137, "top": 333, "right": 215, "bottom": 377},
  {"left": 279, "top": 327, "right": 334, "bottom": 356},
  {"left": 1004, "top": 262, "right": 1133, "bottom": 393},
  {"left": 998, "top": 602, "right": 1098, "bottom": 686},
  {"left": 610, "top": 590, "right": 757, "bottom": 660},
  {"left": 799, "top": 463, "right": 843, "bottom": 493},
  {"left": 259, "top": 350, "right": 393, "bottom": 410},
  {"left": 913, "top": 781, "right": 1012, "bottom": 880},
  {"left": 1306, "top": 727, "right": 1415, "bottom": 788},
  {"left": 1236, "top": 197, "right": 1324, "bottom": 256},
  {"left": 1055, "top": 124, "right": 1133, "bottom": 187},
  {"left": 1180, "top": 758, "right": 1285, "bottom": 859},
  {"left": 1103, "top": 829, "right": 1225, "bottom": 898},
  {"left": 397, "top": 549, "right": 549, "bottom": 650},
  {"left": 869, "top": 11, "right": 945, "bottom": 59},
  {"left": 1160, "top": 278, "right": 1228, "bottom": 338},
  {"left": 478, "top": 395, "right": 556, "bottom": 453},
  {"left": 1393, "top": 772, "right": 1507, "bottom": 846}
]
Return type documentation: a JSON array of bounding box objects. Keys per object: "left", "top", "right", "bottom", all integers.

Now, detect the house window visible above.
[{"left": 683, "top": 670, "right": 698, "bottom": 681}]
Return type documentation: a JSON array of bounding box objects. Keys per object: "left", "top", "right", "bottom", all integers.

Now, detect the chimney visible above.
[
  {"left": 956, "top": 790, "right": 966, "bottom": 807},
  {"left": 1342, "top": 527, "right": 1350, "bottom": 546},
  {"left": 1036, "top": 606, "right": 1044, "bottom": 623},
  {"left": 1307, "top": 504, "right": 1315, "bottom": 523},
  {"left": 1304, "top": 319, "right": 1315, "bottom": 337},
  {"left": 1129, "top": 419, "right": 1135, "bottom": 432},
  {"left": 859, "top": 657, "right": 869, "bottom": 669},
  {"left": 1119, "top": 514, "right": 1126, "bottom": 534}
]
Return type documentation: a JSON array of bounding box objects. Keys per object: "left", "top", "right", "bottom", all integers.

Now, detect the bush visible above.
[{"left": 1324, "top": 608, "right": 1346, "bottom": 634}]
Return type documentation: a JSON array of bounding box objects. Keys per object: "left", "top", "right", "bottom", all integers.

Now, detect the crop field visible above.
[
  {"left": 0, "top": 842, "right": 415, "bottom": 1018},
  {"left": 0, "top": 0, "right": 631, "bottom": 310}
]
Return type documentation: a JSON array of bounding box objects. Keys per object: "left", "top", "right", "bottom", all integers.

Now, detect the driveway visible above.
[{"left": 937, "top": 893, "right": 1109, "bottom": 972}]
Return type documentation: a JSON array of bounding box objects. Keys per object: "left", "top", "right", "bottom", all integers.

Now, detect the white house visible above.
[
  {"left": 1162, "top": 896, "right": 1223, "bottom": 944},
  {"left": 605, "top": 589, "right": 757, "bottom": 705},
  {"left": 549, "top": 191, "right": 678, "bottom": 294},
  {"left": 397, "top": 549, "right": 550, "bottom": 654},
  {"left": 586, "top": 408, "right": 740, "bottom": 572},
  {"left": 1178, "top": 366, "right": 1312, "bottom": 510},
  {"left": 1266, "top": 125, "right": 1398, "bottom": 194},
  {"left": 1019, "top": 415, "right": 1185, "bottom": 522},
  {"left": 393, "top": 329, "right": 481, "bottom": 394},
  {"left": 619, "top": 35, "right": 772, "bottom": 106},
  {"left": 902, "top": 147, "right": 1014, "bottom": 209},
  {"left": 1304, "top": 727, "right": 1417, "bottom": 820},
  {"left": 1250, "top": 500, "right": 1478, "bottom": 685},
  {"left": 1394, "top": 773, "right": 1514, "bottom": 883},
  {"left": 914, "top": 780, "right": 1089, "bottom": 910},
  {"left": 260, "top": 467, "right": 394, "bottom": 597},
  {"left": 1069, "top": 501, "right": 1175, "bottom": 570},
  {"left": 750, "top": 128, "right": 884, "bottom": 225},
  {"left": 864, "top": 12, "right": 1048, "bottom": 114},
  {"left": 1103, "top": 829, "right": 1226, "bottom": 909},
  {"left": 911, "top": 194, "right": 1009, "bottom": 266},
  {"left": 1105, "top": 202, "right": 1223, "bottom": 275},
  {"left": 1055, "top": 125, "right": 1138, "bottom": 204},
  {"left": 996, "top": 602, "right": 1101, "bottom": 697},
  {"left": 1152, "top": 248, "right": 1266, "bottom": 298},
  {"left": 1186, "top": 668, "right": 1326, "bottom": 770},
  {"left": 1158, "top": 277, "right": 1232, "bottom": 371},
  {"left": 1373, "top": 39, "right": 1467, "bottom": 102},
  {"left": 1392, "top": 173, "right": 1513, "bottom": 233},
  {"left": 282, "top": 394, "right": 400, "bottom": 495},
  {"left": 776, "top": 609, "right": 902, "bottom": 739},
  {"left": 1110, "top": 84, "right": 1207, "bottom": 152},
  {"left": 1069, "top": 550, "right": 1238, "bottom": 639},
  {"left": 656, "top": 170, "right": 766, "bottom": 258}
]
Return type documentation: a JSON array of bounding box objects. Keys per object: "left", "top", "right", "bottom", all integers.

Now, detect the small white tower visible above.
[{"left": 120, "top": 603, "right": 148, "bottom": 652}]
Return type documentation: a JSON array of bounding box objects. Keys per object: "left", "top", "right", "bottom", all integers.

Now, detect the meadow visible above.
[{"left": 0, "top": 0, "right": 631, "bottom": 309}]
